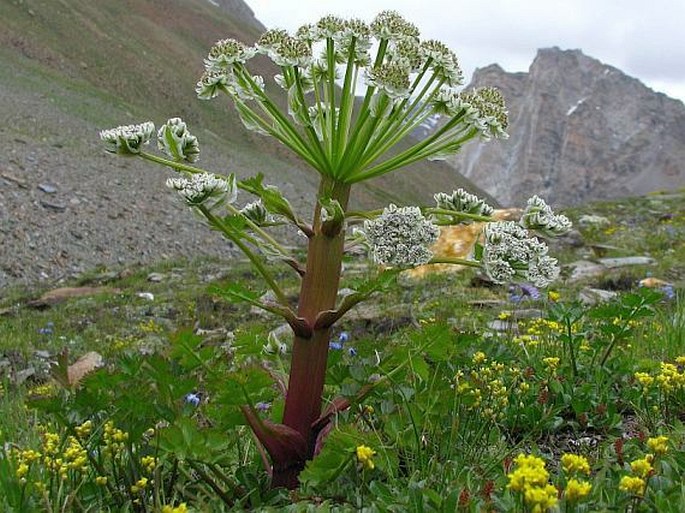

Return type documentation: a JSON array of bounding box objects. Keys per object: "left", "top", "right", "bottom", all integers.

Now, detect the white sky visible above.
[{"left": 246, "top": 0, "right": 685, "bottom": 103}]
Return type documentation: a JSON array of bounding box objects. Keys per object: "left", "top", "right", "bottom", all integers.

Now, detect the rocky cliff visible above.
[{"left": 449, "top": 48, "right": 685, "bottom": 206}]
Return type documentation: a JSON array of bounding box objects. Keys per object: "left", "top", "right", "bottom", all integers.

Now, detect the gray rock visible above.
[
  {"left": 147, "top": 272, "right": 165, "bottom": 283},
  {"left": 598, "top": 256, "right": 656, "bottom": 268},
  {"left": 568, "top": 260, "right": 606, "bottom": 281},
  {"left": 38, "top": 183, "right": 57, "bottom": 194},
  {"left": 579, "top": 288, "right": 618, "bottom": 305},
  {"left": 15, "top": 367, "right": 36, "bottom": 384}
]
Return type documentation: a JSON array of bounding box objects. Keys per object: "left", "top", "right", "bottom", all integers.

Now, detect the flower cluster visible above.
[
  {"left": 157, "top": 118, "right": 200, "bottom": 163},
  {"left": 433, "top": 188, "right": 495, "bottom": 220},
  {"left": 356, "top": 445, "right": 376, "bottom": 470},
  {"left": 166, "top": 173, "right": 236, "bottom": 208},
  {"left": 99, "top": 122, "right": 155, "bottom": 155},
  {"left": 456, "top": 87, "right": 509, "bottom": 140},
  {"left": 482, "top": 221, "right": 560, "bottom": 287},
  {"left": 520, "top": 195, "right": 572, "bottom": 237},
  {"left": 362, "top": 204, "right": 440, "bottom": 267},
  {"left": 507, "top": 454, "right": 558, "bottom": 512},
  {"left": 634, "top": 359, "right": 685, "bottom": 394}
]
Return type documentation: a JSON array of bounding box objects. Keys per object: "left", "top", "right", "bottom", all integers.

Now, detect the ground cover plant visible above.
[{"left": 1, "top": 9, "right": 684, "bottom": 513}]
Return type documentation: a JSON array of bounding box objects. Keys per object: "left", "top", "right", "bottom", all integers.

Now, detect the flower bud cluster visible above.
[
  {"left": 157, "top": 118, "right": 200, "bottom": 163},
  {"left": 482, "top": 221, "right": 560, "bottom": 287},
  {"left": 520, "top": 195, "right": 572, "bottom": 237},
  {"left": 204, "top": 38, "right": 256, "bottom": 71},
  {"left": 240, "top": 200, "right": 273, "bottom": 225},
  {"left": 420, "top": 40, "right": 463, "bottom": 86},
  {"left": 434, "top": 189, "right": 495, "bottom": 219},
  {"left": 363, "top": 204, "right": 440, "bottom": 268},
  {"left": 370, "top": 10, "right": 419, "bottom": 41},
  {"left": 166, "top": 173, "right": 236, "bottom": 207},
  {"left": 99, "top": 122, "right": 155, "bottom": 154},
  {"left": 456, "top": 87, "right": 509, "bottom": 140}
]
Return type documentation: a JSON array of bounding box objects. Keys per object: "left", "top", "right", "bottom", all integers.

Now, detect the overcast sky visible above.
[{"left": 247, "top": 0, "right": 685, "bottom": 103}]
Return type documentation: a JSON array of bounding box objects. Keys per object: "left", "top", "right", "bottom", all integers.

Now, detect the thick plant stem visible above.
[{"left": 273, "top": 177, "right": 351, "bottom": 488}]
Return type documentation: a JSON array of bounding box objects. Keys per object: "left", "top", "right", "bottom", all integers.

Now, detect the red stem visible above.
[{"left": 273, "top": 178, "right": 351, "bottom": 487}]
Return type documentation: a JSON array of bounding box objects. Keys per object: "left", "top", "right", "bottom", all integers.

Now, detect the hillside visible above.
[
  {"left": 447, "top": 48, "right": 685, "bottom": 206},
  {"left": 0, "top": 0, "right": 492, "bottom": 287}
]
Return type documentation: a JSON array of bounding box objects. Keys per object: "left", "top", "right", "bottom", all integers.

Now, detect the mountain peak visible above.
[{"left": 448, "top": 48, "right": 685, "bottom": 206}]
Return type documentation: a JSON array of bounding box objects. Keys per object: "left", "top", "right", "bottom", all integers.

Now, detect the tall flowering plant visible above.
[{"left": 100, "top": 11, "right": 570, "bottom": 488}]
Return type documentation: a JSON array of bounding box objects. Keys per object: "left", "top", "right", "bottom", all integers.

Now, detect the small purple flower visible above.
[
  {"left": 509, "top": 283, "right": 541, "bottom": 303},
  {"left": 38, "top": 322, "right": 54, "bottom": 335},
  {"left": 255, "top": 401, "right": 271, "bottom": 412},
  {"left": 338, "top": 332, "right": 350, "bottom": 344},
  {"left": 329, "top": 341, "right": 343, "bottom": 350},
  {"left": 661, "top": 285, "right": 675, "bottom": 300},
  {"left": 185, "top": 392, "right": 201, "bottom": 407},
  {"left": 347, "top": 347, "right": 357, "bottom": 357}
]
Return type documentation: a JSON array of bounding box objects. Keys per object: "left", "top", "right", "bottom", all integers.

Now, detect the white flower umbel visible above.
[
  {"left": 157, "top": 118, "right": 200, "bottom": 163},
  {"left": 99, "top": 122, "right": 155, "bottom": 155},
  {"left": 195, "top": 12, "right": 508, "bottom": 182},
  {"left": 520, "top": 195, "right": 572, "bottom": 237},
  {"left": 434, "top": 189, "right": 495, "bottom": 219},
  {"left": 166, "top": 173, "right": 236, "bottom": 208},
  {"left": 363, "top": 205, "right": 440, "bottom": 267},
  {"left": 482, "top": 221, "right": 560, "bottom": 287}
]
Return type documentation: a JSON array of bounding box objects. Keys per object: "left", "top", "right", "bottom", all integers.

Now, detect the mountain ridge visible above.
[{"left": 449, "top": 47, "right": 685, "bottom": 206}]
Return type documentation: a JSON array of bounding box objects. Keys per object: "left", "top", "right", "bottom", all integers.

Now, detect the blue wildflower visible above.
[
  {"left": 185, "top": 392, "right": 201, "bottom": 407},
  {"left": 38, "top": 322, "right": 54, "bottom": 335},
  {"left": 347, "top": 347, "right": 358, "bottom": 357},
  {"left": 255, "top": 401, "right": 271, "bottom": 412},
  {"left": 329, "top": 341, "right": 343, "bottom": 350}
]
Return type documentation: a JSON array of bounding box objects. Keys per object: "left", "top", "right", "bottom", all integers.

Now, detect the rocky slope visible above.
[{"left": 449, "top": 48, "right": 685, "bottom": 206}]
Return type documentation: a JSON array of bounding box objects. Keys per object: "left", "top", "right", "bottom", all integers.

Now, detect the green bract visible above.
[{"left": 196, "top": 10, "right": 508, "bottom": 183}]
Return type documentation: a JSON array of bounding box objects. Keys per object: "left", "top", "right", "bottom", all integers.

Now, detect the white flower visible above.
[
  {"left": 420, "top": 40, "right": 463, "bottom": 86},
  {"left": 370, "top": 11, "right": 419, "bottom": 41},
  {"left": 196, "top": 70, "right": 230, "bottom": 100},
  {"left": 363, "top": 204, "right": 440, "bottom": 267},
  {"left": 520, "top": 195, "right": 572, "bottom": 237},
  {"left": 99, "top": 122, "right": 155, "bottom": 155},
  {"left": 157, "top": 118, "right": 200, "bottom": 163},
  {"left": 240, "top": 200, "right": 273, "bottom": 225},
  {"left": 455, "top": 87, "right": 509, "bottom": 140},
  {"left": 365, "top": 62, "right": 411, "bottom": 99},
  {"left": 434, "top": 189, "right": 495, "bottom": 220},
  {"left": 166, "top": 173, "right": 236, "bottom": 207},
  {"left": 482, "top": 221, "right": 559, "bottom": 287},
  {"left": 204, "top": 38, "right": 256, "bottom": 72}
]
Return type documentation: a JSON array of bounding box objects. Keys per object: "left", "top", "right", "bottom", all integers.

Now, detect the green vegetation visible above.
[{"left": 0, "top": 192, "right": 683, "bottom": 511}]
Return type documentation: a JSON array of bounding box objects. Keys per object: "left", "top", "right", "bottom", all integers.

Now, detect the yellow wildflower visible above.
[
  {"left": 565, "top": 478, "right": 592, "bottom": 502},
  {"left": 524, "top": 483, "right": 558, "bottom": 512},
  {"left": 619, "top": 475, "right": 645, "bottom": 496},
  {"left": 162, "top": 504, "right": 188, "bottom": 513},
  {"left": 507, "top": 454, "right": 549, "bottom": 492},
  {"left": 634, "top": 372, "right": 654, "bottom": 388},
  {"left": 560, "top": 454, "right": 591, "bottom": 475},
  {"left": 630, "top": 456, "right": 653, "bottom": 478},
  {"left": 547, "top": 291, "right": 561, "bottom": 302},
  {"left": 16, "top": 463, "right": 29, "bottom": 479},
  {"left": 647, "top": 436, "right": 669, "bottom": 456},
  {"left": 472, "top": 351, "right": 487, "bottom": 365},
  {"left": 356, "top": 445, "right": 376, "bottom": 470},
  {"left": 542, "top": 357, "right": 560, "bottom": 372},
  {"left": 75, "top": 420, "right": 93, "bottom": 439},
  {"left": 95, "top": 476, "right": 108, "bottom": 486}
]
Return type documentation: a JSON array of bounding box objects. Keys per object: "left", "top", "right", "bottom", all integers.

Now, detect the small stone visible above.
[
  {"left": 578, "top": 288, "right": 618, "bottom": 305},
  {"left": 38, "top": 183, "right": 58, "bottom": 194},
  {"left": 40, "top": 200, "right": 67, "bottom": 212},
  {"left": 147, "top": 272, "right": 165, "bottom": 282},
  {"left": 137, "top": 292, "right": 155, "bottom": 301},
  {"left": 15, "top": 367, "right": 36, "bottom": 385},
  {"left": 598, "top": 256, "right": 656, "bottom": 268}
]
